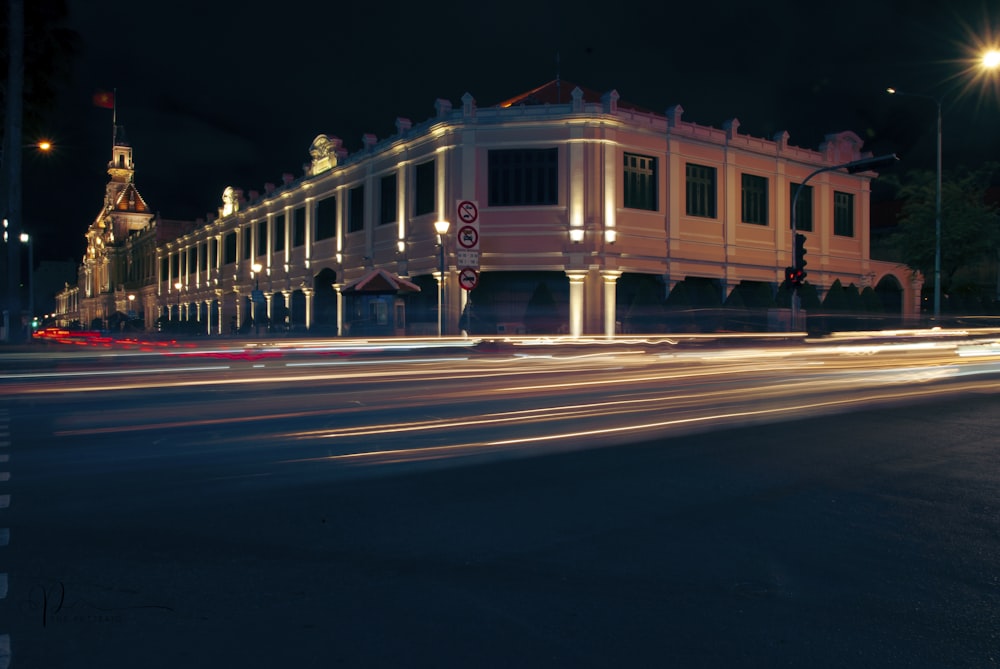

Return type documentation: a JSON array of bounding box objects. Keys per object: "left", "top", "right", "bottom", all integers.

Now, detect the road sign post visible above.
[{"left": 456, "top": 200, "right": 481, "bottom": 294}]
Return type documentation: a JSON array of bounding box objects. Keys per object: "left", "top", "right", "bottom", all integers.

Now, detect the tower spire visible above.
[{"left": 111, "top": 87, "right": 118, "bottom": 153}]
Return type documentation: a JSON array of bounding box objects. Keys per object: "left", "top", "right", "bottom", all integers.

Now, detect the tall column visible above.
[
  {"left": 264, "top": 294, "right": 273, "bottom": 332},
  {"left": 204, "top": 299, "right": 213, "bottom": 335},
  {"left": 602, "top": 270, "right": 622, "bottom": 338},
  {"left": 215, "top": 294, "right": 224, "bottom": 335},
  {"left": 566, "top": 270, "right": 587, "bottom": 338},
  {"left": 335, "top": 285, "right": 344, "bottom": 337},
  {"left": 303, "top": 288, "right": 314, "bottom": 331},
  {"left": 282, "top": 290, "right": 293, "bottom": 330}
]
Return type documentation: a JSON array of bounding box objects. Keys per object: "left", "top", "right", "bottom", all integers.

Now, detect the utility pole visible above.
[{"left": 3, "top": 0, "right": 25, "bottom": 343}]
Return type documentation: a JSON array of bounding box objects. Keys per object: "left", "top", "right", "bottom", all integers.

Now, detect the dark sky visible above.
[{"left": 23, "top": 0, "right": 1000, "bottom": 262}]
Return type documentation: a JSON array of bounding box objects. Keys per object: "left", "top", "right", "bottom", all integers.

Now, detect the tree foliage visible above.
[
  {"left": 881, "top": 164, "right": 1000, "bottom": 295},
  {"left": 0, "top": 0, "right": 79, "bottom": 135}
]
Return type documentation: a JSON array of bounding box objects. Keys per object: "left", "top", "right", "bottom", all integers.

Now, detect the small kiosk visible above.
[{"left": 342, "top": 268, "right": 421, "bottom": 337}]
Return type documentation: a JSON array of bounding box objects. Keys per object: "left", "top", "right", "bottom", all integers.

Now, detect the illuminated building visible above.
[
  {"left": 63, "top": 81, "right": 921, "bottom": 336},
  {"left": 54, "top": 126, "right": 194, "bottom": 331}
]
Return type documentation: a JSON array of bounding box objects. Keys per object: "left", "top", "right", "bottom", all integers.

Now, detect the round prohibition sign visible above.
[
  {"left": 457, "top": 200, "right": 478, "bottom": 223},
  {"left": 459, "top": 267, "right": 479, "bottom": 290},
  {"left": 457, "top": 225, "right": 479, "bottom": 249}
]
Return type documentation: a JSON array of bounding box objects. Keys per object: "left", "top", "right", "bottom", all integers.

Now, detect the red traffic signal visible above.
[{"left": 785, "top": 266, "right": 806, "bottom": 287}]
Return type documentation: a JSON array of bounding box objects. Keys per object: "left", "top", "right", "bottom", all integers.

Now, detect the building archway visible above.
[
  {"left": 875, "top": 274, "right": 904, "bottom": 325},
  {"left": 464, "top": 271, "right": 569, "bottom": 335},
  {"left": 616, "top": 273, "right": 666, "bottom": 334},
  {"left": 313, "top": 268, "right": 339, "bottom": 333},
  {"left": 406, "top": 274, "right": 439, "bottom": 336}
]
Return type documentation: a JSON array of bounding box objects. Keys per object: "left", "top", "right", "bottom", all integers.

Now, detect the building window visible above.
[
  {"left": 200, "top": 242, "right": 208, "bottom": 271},
  {"left": 834, "top": 191, "right": 855, "bottom": 236},
  {"left": 223, "top": 231, "right": 237, "bottom": 265},
  {"left": 413, "top": 159, "right": 435, "bottom": 217},
  {"left": 293, "top": 207, "right": 306, "bottom": 247},
  {"left": 242, "top": 226, "right": 252, "bottom": 260},
  {"left": 161, "top": 256, "right": 169, "bottom": 281},
  {"left": 380, "top": 173, "right": 397, "bottom": 225},
  {"left": 256, "top": 220, "right": 267, "bottom": 255},
  {"left": 488, "top": 148, "right": 558, "bottom": 206},
  {"left": 791, "top": 183, "right": 813, "bottom": 232},
  {"left": 685, "top": 163, "right": 717, "bottom": 218},
  {"left": 623, "top": 153, "right": 657, "bottom": 211},
  {"left": 315, "top": 196, "right": 336, "bottom": 241},
  {"left": 348, "top": 185, "right": 365, "bottom": 233},
  {"left": 741, "top": 173, "right": 768, "bottom": 225},
  {"left": 274, "top": 213, "right": 286, "bottom": 252}
]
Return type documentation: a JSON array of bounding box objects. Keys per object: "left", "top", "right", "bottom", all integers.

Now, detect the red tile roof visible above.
[
  {"left": 113, "top": 183, "right": 150, "bottom": 213},
  {"left": 342, "top": 268, "right": 422, "bottom": 294}
]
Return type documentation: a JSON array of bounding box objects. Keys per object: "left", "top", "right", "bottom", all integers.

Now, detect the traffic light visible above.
[
  {"left": 785, "top": 266, "right": 805, "bottom": 288},
  {"left": 794, "top": 233, "right": 808, "bottom": 276}
]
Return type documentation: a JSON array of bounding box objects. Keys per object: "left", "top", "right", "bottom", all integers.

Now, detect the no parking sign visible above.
[{"left": 456, "top": 200, "right": 480, "bottom": 280}]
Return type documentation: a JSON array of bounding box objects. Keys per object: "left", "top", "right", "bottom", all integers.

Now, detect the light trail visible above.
[{"left": 282, "top": 379, "right": 1000, "bottom": 468}]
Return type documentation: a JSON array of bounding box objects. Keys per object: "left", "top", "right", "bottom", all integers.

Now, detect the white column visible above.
[
  {"left": 566, "top": 271, "right": 587, "bottom": 338},
  {"left": 303, "top": 288, "right": 314, "bottom": 331},
  {"left": 282, "top": 290, "right": 293, "bottom": 330},
  {"left": 335, "top": 286, "right": 344, "bottom": 337},
  {"left": 602, "top": 270, "right": 622, "bottom": 338}
]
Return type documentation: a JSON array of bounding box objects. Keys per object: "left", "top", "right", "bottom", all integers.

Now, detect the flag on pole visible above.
[{"left": 92, "top": 90, "right": 114, "bottom": 109}]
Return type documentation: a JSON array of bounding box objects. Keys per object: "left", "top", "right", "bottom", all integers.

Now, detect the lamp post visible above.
[
  {"left": 128, "top": 293, "right": 136, "bottom": 330},
  {"left": 174, "top": 281, "right": 182, "bottom": 324},
  {"left": 887, "top": 87, "right": 942, "bottom": 321},
  {"left": 2, "top": 137, "right": 53, "bottom": 342},
  {"left": 434, "top": 220, "right": 450, "bottom": 336},
  {"left": 251, "top": 263, "right": 262, "bottom": 337},
  {"left": 18, "top": 231, "right": 33, "bottom": 333}
]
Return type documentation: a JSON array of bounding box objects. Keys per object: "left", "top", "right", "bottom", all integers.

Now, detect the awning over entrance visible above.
[{"left": 342, "top": 268, "right": 422, "bottom": 294}]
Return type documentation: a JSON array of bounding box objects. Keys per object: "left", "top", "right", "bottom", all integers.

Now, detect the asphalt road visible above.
[{"left": 2, "top": 338, "right": 999, "bottom": 667}]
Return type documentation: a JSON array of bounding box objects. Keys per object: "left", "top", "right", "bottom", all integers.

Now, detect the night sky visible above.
[{"left": 23, "top": 0, "right": 1000, "bottom": 262}]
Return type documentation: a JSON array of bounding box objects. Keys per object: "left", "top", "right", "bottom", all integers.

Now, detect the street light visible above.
[
  {"left": 174, "top": 281, "right": 182, "bottom": 323},
  {"left": 128, "top": 293, "right": 136, "bottom": 330},
  {"left": 251, "top": 262, "right": 262, "bottom": 337},
  {"left": 434, "top": 220, "right": 450, "bottom": 336},
  {"left": 3, "top": 140, "right": 53, "bottom": 342},
  {"left": 887, "top": 87, "right": 942, "bottom": 321},
  {"left": 18, "top": 231, "right": 33, "bottom": 332}
]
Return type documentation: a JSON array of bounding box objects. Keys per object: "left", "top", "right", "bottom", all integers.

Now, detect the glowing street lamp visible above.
[
  {"left": 434, "top": 220, "right": 450, "bottom": 336},
  {"left": 983, "top": 49, "right": 1000, "bottom": 70},
  {"left": 174, "top": 281, "right": 182, "bottom": 322},
  {"left": 3, "top": 139, "right": 53, "bottom": 342},
  {"left": 18, "top": 231, "right": 33, "bottom": 330},
  {"left": 251, "top": 262, "right": 262, "bottom": 336}
]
